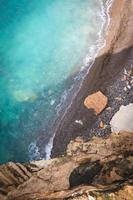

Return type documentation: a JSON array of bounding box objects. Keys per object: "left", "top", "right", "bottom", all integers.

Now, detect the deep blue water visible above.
[{"left": 0, "top": 0, "right": 104, "bottom": 163}]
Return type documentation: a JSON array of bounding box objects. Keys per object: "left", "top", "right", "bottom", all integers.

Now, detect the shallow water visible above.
[{"left": 0, "top": 0, "right": 105, "bottom": 163}]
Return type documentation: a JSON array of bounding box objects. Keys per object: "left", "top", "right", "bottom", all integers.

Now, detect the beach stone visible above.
[
  {"left": 110, "top": 103, "right": 133, "bottom": 133},
  {"left": 99, "top": 121, "right": 105, "bottom": 129},
  {"left": 84, "top": 91, "right": 108, "bottom": 115},
  {"left": 75, "top": 120, "right": 83, "bottom": 126}
]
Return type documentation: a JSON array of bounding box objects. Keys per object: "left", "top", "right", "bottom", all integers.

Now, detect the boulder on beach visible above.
[
  {"left": 110, "top": 103, "right": 133, "bottom": 133},
  {"left": 84, "top": 91, "right": 108, "bottom": 115}
]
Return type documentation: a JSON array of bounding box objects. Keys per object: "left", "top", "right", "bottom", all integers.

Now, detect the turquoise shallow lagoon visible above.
[{"left": 0, "top": 0, "right": 105, "bottom": 163}]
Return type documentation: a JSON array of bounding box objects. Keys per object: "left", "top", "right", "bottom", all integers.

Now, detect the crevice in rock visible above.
[{"left": 69, "top": 161, "right": 102, "bottom": 188}]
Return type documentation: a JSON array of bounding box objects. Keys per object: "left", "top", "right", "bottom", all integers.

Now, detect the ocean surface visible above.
[{"left": 0, "top": 0, "right": 109, "bottom": 164}]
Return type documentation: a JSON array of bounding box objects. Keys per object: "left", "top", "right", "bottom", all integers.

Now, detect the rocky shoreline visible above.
[{"left": 51, "top": 0, "right": 133, "bottom": 158}]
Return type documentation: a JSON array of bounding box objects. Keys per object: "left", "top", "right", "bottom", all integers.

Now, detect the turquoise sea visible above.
[{"left": 0, "top": 0, "right": 107, "bottom": 164}]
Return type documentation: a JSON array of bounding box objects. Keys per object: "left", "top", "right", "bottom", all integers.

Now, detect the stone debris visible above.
[
  {"left": 126, "top": 82, "right": 132, "bottom": 90},
  {"left": 124, "top": 68, "right": 128, "bottom": 75},
  {"left": 121, "top": 74, "right": 127, "bottom": 81},
  {"left": 122, "top": 66, "right": 133, "bottom": 91},
  {"left": 99, "top": 121, "right": 107, "bottom": 129},
  {"left": 69, "top": 193, "right": 88, "bottom": 200},
  {"left": 130, "top": 79, "right": 133, "bottom": 85},
  {"left": 99, "top": 121, "right": 104, "bottom": 129},
  {"left": 75, "top": 120, "right": 83, "bottom": 126},
  {"left": 87, "top": 195, "right": 95, "bottom": 200},
  {"left": 110, "top": 103, "right": 133, "bottom": 133},
  {"left": 124, "top": 86, "right": 128, "bottom": 91},
  {"left": 106, "top": 106, "right": 112, "bottom": 111},
  {"left": 115, "top": 97, "right": 122, "bottom": 101},
  {"left": 84, "top": 91, "right": 108, "bottom": 115}
]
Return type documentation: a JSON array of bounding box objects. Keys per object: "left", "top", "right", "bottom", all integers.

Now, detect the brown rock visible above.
[
  {"left": 99, "top": 121, "right": 106, "bottom": 129},
  {"left": 84, "top": 91, "right": 108, "bottom": 115},
  {"left": 95, "top": 185, "right": 133, "bottom": 200},
  {"left": 0, "top": 132, "right": 132, "bottom": 200}
]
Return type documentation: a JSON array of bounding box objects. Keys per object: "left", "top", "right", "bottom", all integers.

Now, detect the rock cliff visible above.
[{"left": 0, "top": 131, "right": 132, "bottom": 200}]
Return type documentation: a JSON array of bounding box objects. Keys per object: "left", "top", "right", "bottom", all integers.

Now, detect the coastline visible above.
[
  {"left": 51, "top": 0, "right": 133, "bottom": 158},
  {"left": 0, "top": 1, "right": 133, "bottom": 199},
  {"left": 36, "top": 0, "right": 113, "bottom": 160}
]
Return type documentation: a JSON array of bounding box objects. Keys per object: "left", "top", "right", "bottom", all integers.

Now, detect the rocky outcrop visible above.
[
  {"left": 110, "top": 103, "right": 133, "bottom": 133},
  {"left": 0, "top": 131, "right": 132, "bottom": 200},
  {"left": 84, "top": 91, "right": 108, "bottom": 115}
]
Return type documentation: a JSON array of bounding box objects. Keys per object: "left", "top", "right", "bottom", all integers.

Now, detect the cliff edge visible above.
[{"left": 0, "top": 131, "right": 133, "bottom": 200}]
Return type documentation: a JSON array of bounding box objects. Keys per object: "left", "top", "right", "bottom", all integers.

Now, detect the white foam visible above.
[
  {"left": 50, "top": 99, "right": 55, "bottom": 106},
  {"left": 44, "top": 137, "right": 54, "bottom": 160},
  {"left": 28, "top": 141, "right": 41, "bottom": 161}
]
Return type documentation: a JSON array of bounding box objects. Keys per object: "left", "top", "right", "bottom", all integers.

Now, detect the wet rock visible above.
[
  {"left": 110, "top": 103, "right": 133, "bottom": 133},
  {"left": 84, "top": 91, "right": 108, "bottom": 115}
]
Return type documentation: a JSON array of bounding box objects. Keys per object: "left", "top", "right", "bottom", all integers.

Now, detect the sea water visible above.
[{"left": 0, "top": 0, "right": 109, "bottom": 164}]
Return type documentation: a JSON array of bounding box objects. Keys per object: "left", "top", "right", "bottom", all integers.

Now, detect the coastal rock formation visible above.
[
  {"left": 0, "top": 131, "right": 132, "bottom": 200},
  {"left": 84, "top": 91, "right": 108, "bottom": 115},
  {"left": 110, "top": 103, "right": 133, "bottom": 133}
]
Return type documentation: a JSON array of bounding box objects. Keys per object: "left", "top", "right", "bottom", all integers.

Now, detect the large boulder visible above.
[
  {"left": 110, "top": 103, "right": 133, "bottom": 133},
  {"left": 84, "top": 91, "right": 108, "bottom": 115}
]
